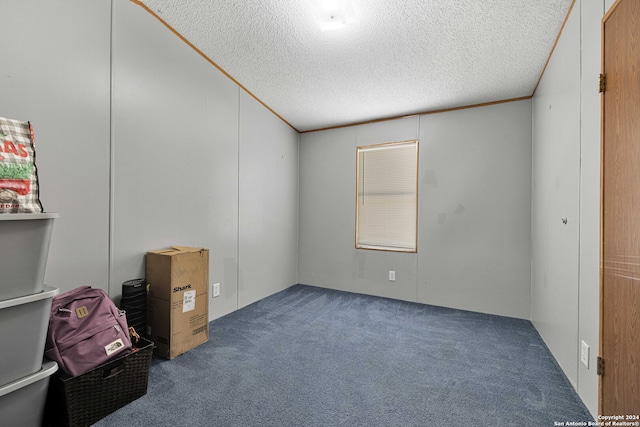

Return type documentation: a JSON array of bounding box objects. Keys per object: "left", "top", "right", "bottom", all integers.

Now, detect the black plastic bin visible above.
[{"left": 43, "top": 338, "right": 154, "bottom": 427}]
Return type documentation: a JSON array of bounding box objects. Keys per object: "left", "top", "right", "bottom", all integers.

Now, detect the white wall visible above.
[
  {"left": 299, "top": 126, "right": 358, "bottom": 292},
  {"left": 418, "top": 102, "right": 532, "bottom": 318},
  {"left": 579, "top": 0, "right": 608, "bottom": 416},
  {"left": 238, "top": 90, "right": 299, "bottom": 308},
  {"left": 0, "top": 0, "right": 112, "bottom": 289},
  {"left": 532, "top": 0, "right": 612, "bottom": 416},
  {"left": 110, "top": 0, "right": 242, "bottom": 319},
  {"left": 300, "top": 100, "right": 532, "bottom": 319},
  {"left": 531, "top": 0, "right": 581, "bottom": 390},
  {"left": 1, "top": 0, "right": 299, "bottom": 321}
]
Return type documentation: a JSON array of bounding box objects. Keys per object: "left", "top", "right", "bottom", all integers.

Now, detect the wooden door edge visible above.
[{"left": 599, "top": 0, "right": 627, "bottom": 415}]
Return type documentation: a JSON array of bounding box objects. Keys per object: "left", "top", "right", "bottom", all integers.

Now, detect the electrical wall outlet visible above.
[
  {"left": 212, "top": 283, "right": 220, "bottom": 298},
  {"left": 580, "top": 340, "right": 589, "bottom": 368},
  {"left": 389, "top": 271, "right": 396, "bottom": 281}
]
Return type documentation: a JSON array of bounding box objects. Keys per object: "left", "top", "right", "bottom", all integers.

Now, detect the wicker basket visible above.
[{"left": 44, "top": 337, "right": 154, "bottom": 427}]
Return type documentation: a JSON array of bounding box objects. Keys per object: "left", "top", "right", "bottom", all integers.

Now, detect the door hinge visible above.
[
  {"left": 599, "top": 74, "right": 606, "bottom": 93},
  {"left": 597, "top": 356, "right": 605, "bottom": 375}
]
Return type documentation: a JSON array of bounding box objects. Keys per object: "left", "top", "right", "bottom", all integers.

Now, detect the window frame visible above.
[{"left": 355, "top": 139, "right": 419, "bottom": 253}]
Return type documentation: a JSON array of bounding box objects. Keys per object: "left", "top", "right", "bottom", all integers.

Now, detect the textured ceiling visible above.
[{"left": 138, "top": 0, "right": 573, "bottom": 132}]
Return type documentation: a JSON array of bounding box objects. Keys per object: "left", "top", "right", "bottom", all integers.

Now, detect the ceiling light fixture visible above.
[{"left": 310, "top": 0, "right": 357, "bottom": 31}]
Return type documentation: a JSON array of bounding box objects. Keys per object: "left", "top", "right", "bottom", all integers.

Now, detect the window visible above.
[{"left": 355, "top": 140, "right": 418, "bottom": 252}]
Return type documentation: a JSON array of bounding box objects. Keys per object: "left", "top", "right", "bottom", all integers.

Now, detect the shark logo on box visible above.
[{"left": 173, "top": 284, "right": 192, "bottom": 293}]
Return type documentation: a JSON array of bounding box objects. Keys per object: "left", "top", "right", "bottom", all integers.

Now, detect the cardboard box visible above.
[{"left": 145, "top": 246, "right": 209, "bottom": 359}]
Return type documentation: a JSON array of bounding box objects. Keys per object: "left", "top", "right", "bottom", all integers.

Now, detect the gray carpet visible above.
[{"left": 95, "top": 284, "right": 593, "bottom": 426}]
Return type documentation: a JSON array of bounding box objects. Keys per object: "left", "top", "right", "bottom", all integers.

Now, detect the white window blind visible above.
[{"left": 356, "top": 140, "right": 418, "bottom": 252}]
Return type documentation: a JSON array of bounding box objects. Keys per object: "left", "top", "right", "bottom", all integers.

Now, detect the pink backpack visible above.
[{"left": 45, "top": 286, "right": 132, "bottom": 376}]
